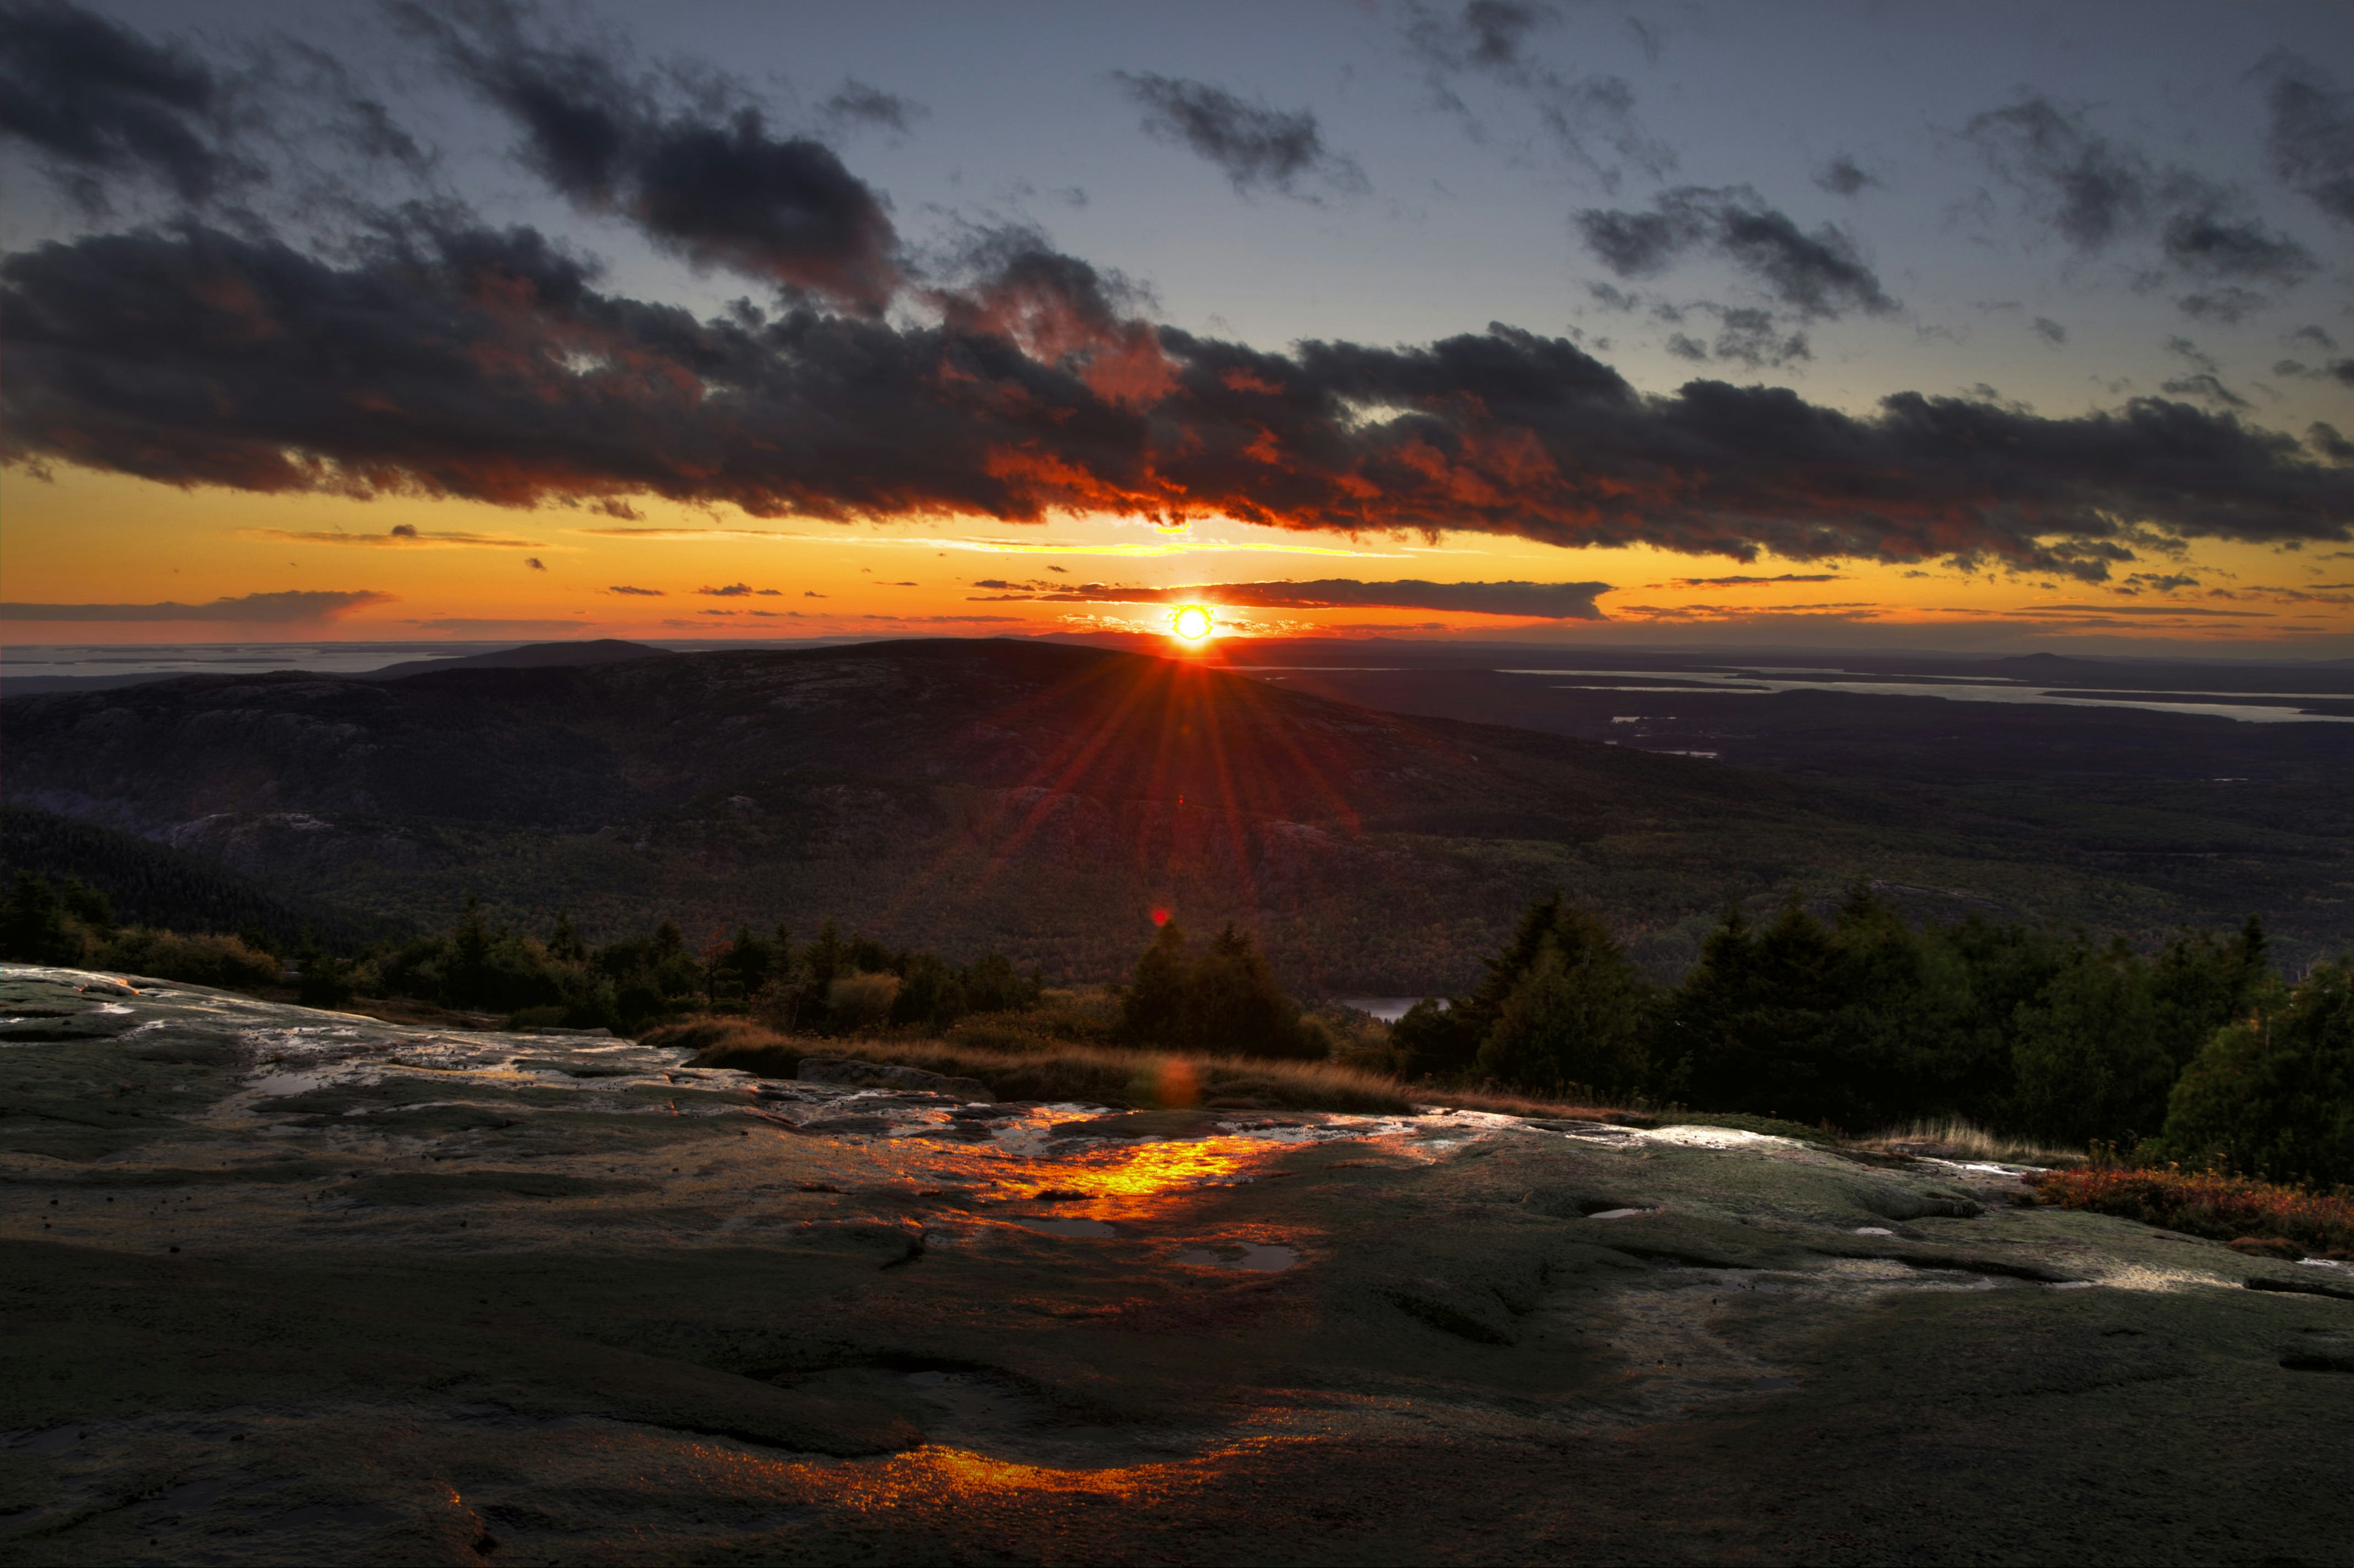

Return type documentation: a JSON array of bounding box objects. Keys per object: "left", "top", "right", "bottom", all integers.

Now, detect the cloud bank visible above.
[
  {"left": 7, "top": 215, "right": 2348, "bottom": 582},
  {"left": 978, "top": 577, "right": 1612, "bottom": 620},
  {"left": 0, "top": 589, "right": 391, "bottom": 622},
  {"left": 2, "top": 0, "right": 2350, "bottom": 598}
]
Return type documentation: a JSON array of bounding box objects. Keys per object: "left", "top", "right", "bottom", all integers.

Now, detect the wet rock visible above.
[
  {"left": 912, "top": 1121, "right": 999, "bottom": 1143},
  {"left": 0, "top": 1013, "right": 139, "bottom": 1042},
  {"left": 791, "top": 1115, "right": 896, "bottom": 1136},
  {"left": 1049, "top": 1110, "right": 1224, "bottom": 1142},
  {"left": 794, "top": 1057, "right": 993, "bottom": 1102}
]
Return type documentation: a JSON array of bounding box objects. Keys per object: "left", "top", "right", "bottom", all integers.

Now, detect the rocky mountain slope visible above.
[{"left": 2, "top": 966, "right": 2349, "bottom": 1563}]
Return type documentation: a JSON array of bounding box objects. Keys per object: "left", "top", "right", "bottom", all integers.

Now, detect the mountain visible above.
[
  {"left": 0, "top": 638, "right": 2325, "bottom": 990},
  {"left": 0, "top": 805, "right": 402, "bottom": 949},
  {"left": 359, "top": 638, "right": 674, "bottom": 680}
]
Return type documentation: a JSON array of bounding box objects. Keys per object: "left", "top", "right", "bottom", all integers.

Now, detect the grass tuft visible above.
[{"left": 1856, "top": 1116, "right": 2084, "bottom": 1167}]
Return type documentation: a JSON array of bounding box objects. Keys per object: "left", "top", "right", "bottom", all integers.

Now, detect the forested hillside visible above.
[{"left": 4, "top": 639, "right": 2341, "bottom": 991}]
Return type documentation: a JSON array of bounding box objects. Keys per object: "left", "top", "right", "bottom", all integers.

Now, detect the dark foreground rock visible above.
[{"left": 2, "top": 965, "right": 2351, "bottom": 1565}]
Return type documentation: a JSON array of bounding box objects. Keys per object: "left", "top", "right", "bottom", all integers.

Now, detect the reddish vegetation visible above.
[{"left": 2028, "top": 1165, "right": 2354, "bottom": 1259}]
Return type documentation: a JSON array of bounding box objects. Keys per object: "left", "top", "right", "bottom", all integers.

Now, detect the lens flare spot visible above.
[{"left": 1169, "top": 604, "right": 1214, "bottom": 642}]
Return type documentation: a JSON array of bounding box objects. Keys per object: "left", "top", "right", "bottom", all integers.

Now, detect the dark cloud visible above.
[
  {"left": 0, "top": 588, "right": 389, "bottom": 621},
  {"left": 391, "top": 0, "right": 898, "bottom": 308},
  {"left": 820, "top": 79, "right": 925, "bottom": 134},
  {"left": 606, "top": 585, "right": 663, "bottom": 595},
  {"left": 1813, "top": 154, "right": 1873, "bottom": 197},
  {"left": 2277, "top": 359, "right": 2354, "bottom": 389},
  {"left": 1703, "top": 308, "right": 1810, "bottom": 369},
  {"left": 1658, "top": 305, "right": 1808, "bottom": 369},
  {"left": 1965, "top": 89, "right": 2318, "bottom": 317},
  {"left": 1667, "top": 573, "right": 1845, "bottom": 587},
  {"left": 980, "top": 577, "right": 1613, "bottom": 620},
  {"left": 0, "top": 0, "right": 243, "bottom": 208},
  {"left": 929, "top": 224, "right": 1175, "bottom": 408},
  {"left": 6, "top": 220, "right": 2351, "bottom": 585},
  {"left": 524, "top": 556, "right": 546, "bottom": 569},
  {"left": 2160, "top": 206, "right": 2314, "bottom": 284},
  {"left": 2117, "top": 572, "right": 2201, "bottom": 594},
  {"left": 2177, "top": 288, "right": 2268, "bottom": 325},
  {"left": 237, "top": 523, "right": 539, "bottom": 547},
  {"left": 1576, "top": 186, "right": 1896, "bottom": 319},
  {"left": 698, "top": 582, "right": 763, "bottom": 596},
  {"left": 1113, "top": 73, "right": 1363, "bottom": 200},
  {"left": 1404, "top": 2, "right": 1672, "bottom": 187},
  {"left": 2158, "top": 373, "right": 2251, "bottom": 410},
  {"left": 2033, "top": 316, "right": 2067, "bottom": 346},
  {"left": 1964, "top": 94, "right": 2153, "bottom": 251},
  {"left": 2261, "top": 52, "right": 2354, "bottom": 227},
  {"left": 2287, "top": 324, "right": 2339, "bottom": 353}
]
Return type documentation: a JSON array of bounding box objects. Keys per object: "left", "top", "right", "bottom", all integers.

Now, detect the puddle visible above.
[
  {"left": 1175, "top": 1243, "right": 1297, "bottom": 1272},
  {"left": 246, "top": 1069, "right": 346, "bottom": 1097},
  {"left": 1586, "top": 1208, "right": 1647, "bottom": 1220},
  {"left": 1854, "top": 1226, "right": 1895, "bottom": 1236},
  {"left": 1018, "top": 1217, "right": 1117, "bottom": 1238}
]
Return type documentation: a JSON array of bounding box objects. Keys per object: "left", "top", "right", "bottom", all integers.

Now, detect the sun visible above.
[{"left": 1169, "top": 604, "right": 1216, "bottom": 642}]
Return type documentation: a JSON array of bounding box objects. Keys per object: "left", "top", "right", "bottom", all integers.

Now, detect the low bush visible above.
[
  {"left": 2028, "top": 1164, "right": 2354, "bottom": 1258},
  {"left": 97, "top": 928, "right": 282, "bottom": 991}
]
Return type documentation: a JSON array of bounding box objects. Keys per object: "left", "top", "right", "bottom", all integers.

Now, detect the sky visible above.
[{"left": 2, "top": 0, "right": 2351, "bottom": 655}]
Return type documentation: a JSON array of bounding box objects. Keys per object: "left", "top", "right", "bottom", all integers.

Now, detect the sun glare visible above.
[{"left": 1170, "top": 604, "right": 1215, "bottom": 642}]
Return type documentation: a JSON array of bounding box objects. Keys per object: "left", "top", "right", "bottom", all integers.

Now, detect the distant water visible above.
[
  {"left": 1497, "top": 668, "right": 2354, "bottom": 725},
  {"left": 1338, "top": 997, "right": 1437, "bottom": 1022},
  {"left": 1, "top": 642, "right": 511, "bottom": 680},
  {"left": 0, "top": 636, "right": 879, "bottom": 693}
]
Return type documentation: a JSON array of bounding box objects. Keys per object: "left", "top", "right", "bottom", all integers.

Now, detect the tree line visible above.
[
  {"left": 7, "top": 866, "right": 2344, "bottom": 1185},
  {"left": 0, "top": 873, "right": 1040, "bottom": 1037},
  {"left": 1393, "top": 888, "right": 2349, "bottom": 1187}
]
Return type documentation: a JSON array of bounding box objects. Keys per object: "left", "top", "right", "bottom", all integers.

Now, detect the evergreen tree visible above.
[
  {"left": 2010, "top": 938, "right": 2175, "bottom": 1146},
  {"left": 1474, "top": 909, "right": 1650, "bottom": 1096},
  {"left": 1122, "top": 921, "right": 1195, "bottom": 1045},
  {"left": 0, "top": 874, "right": 79, "bottom": 965},
  {"left": 546, "top": 911, "right": 588, "bottom": 963},
  {"left": 2162, "top": 961, "right": 2354, "bottom": 1186}
]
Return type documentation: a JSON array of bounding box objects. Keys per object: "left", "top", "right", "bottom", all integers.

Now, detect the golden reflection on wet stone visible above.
[{"left": 9, "top": 967, "right": 2354, "bottom": 1563}]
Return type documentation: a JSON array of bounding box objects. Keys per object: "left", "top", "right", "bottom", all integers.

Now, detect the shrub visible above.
[
  {"left": 0, "top": 872, "right": 102, "bottom": 965},
  {"left": 1121, "top": 921, "right": 1324, "bottom": 1060},
  {"left": 2029, "top": 1165, "right": 2353, "bottom": 1257},
  {"left": 2159, "top": 962, "right": 2354, "bottom": 1188},
  {"left": 828, "top": 971, "right": 901, "bottom": 1032},
  {"left": 1474, "top": 910, "right": 1650, "bottom": 1097},
  {"left": 1662, "top": 892, "right": 1998, "bottom": 1130},
  {"left": 97, "top": 928, "right": 281, "bottom": 990},
  {"left": 2011, "top": 938, "right": 2179, "bottom": 1147}
]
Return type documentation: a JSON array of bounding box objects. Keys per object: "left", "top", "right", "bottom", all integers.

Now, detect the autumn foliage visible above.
[{"left": 2027, "top": 1164, "right": 2354, "bottom": 1258}]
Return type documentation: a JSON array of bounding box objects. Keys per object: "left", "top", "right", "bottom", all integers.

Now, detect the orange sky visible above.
[{"left": 6, "top": 464, "right": 2350, "bottom": 652}]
